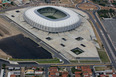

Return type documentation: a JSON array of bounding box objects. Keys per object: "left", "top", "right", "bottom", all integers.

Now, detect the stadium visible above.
[{"left": 23, "top": 6, "right": 81, "bottom": 32}]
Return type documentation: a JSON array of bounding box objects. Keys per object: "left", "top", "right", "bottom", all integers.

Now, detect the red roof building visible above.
[
  {"left": 83, "top": 72, "right": 90, "bottom": 77},
  {"left": 113, "top": 74, "right": 116, "bottom": 77},
  {"left": 10, "top": 74, "right": 16, "bottom": 77},
  {"left": 49, "top": 67, "right": 58, "bottom": 72},
  {"left": 62, "top": 72, "right": 68, "bottom": 77},
  {"left": 75, "top": 71, "right": 82, "bottom": 77},
  {"left": 0, "top": 0, "right": 2, "bottom": 3},
  {"left": 49, "top": 67, "right": 59, "bottom": 77},
  {"left": 76, "top": 66, "right": 81, "bottom": 70},
  {"left": 100, "top": 74, "right": 109, "bottom": 77},
  {"left": 81, "top": 66, "right": 92, "bottom": 75}
]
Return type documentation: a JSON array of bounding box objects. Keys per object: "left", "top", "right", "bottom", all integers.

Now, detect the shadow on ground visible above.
[{"left": 0, "top": 34, "right": 52, "bottom": 59}]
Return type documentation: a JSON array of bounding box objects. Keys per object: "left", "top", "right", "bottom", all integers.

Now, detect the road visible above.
[
  {"left": 0, "top": 1, "right": 44, "bottom": 12},
  {"left": 76, "top": 0, "right": 116, "bottom": 70}
]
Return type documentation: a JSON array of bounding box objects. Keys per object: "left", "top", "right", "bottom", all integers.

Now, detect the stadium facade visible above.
[{"left": 23, "top": 6, "right": 81, "bottom": 32}]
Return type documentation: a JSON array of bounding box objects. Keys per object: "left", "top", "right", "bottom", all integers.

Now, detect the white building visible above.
[{"left": 23, "top": 6, "right": 81, "bottom": 32}]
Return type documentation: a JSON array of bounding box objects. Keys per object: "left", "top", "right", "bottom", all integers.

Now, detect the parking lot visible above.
[{"left": 102, "top": 18, "right": 116, "bottom": 48}]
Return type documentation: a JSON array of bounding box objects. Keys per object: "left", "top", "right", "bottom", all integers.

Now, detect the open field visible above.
[
  {"left": 78, "top": 3, "right": 98, "bottom": 10},
  {"left": 0, "top": 16, "right": 22, "bottom": 59},
  {"left": 94, "top": 66, "right": 112, "bottom": 71},
  {"left": 97, "top": 48, "right": 110, "bottom": 63},
  {"left": 10, "top": 58, "right": 61, "bottom": 63}
]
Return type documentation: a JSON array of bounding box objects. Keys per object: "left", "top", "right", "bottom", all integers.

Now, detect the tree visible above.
[
  {"left": 11, "top": 2, "right": 14, "bottom": 5},
  {"left": 2, "top": 64, "right": 6, "bottom": 69}
]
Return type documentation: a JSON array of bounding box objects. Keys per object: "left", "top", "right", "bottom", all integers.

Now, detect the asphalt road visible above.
[
  {"left": 76, "top": 0, "right": 116, "bottom": 70},
  {"left": 0, "top": 59, "right": 51, "bottom": 77}
]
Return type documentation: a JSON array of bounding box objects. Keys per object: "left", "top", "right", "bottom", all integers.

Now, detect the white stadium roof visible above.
[{"left": 24, "top": 6, "right": 81, "bottom": 32}]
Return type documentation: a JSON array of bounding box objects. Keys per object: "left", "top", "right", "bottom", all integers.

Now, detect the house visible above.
[
  {"left": 83, "top": 72, "right": 90, "bottom": 77},
  {"left": 0, "top": 0, "right": 2, "bottom": 3},
  {"left": 93, "top": 66, "right": 115, "bottom": 77},
  {"left": 25, "top": 69, "right": 34, "bottom": 74},
  {"left": 8, "top": 67, "right": 14, "bottom": 70},
  {"left": 75, "top": 71, "right": 82, "bottom": 77},
  {"left": 10, "top": 74, "right": 16, "bottom": 77},
  {"left": 49, "top": 67, "right": 59, "bottom": 77},
  {"left": 35, "top": 70, "right": 43, "bottom": 75},
  {"left": 113, "top": 74, "right": 116, "bottom": 77},
  {"left": 49, "top": 67, "right": 58, "bottom": 72},
  {"left": 62, "top": 72, "right": 68, "bottom": 77},
  {"left": 81, "top": 66, "right": 92, "bottom": 75},
  {"left": 32, "top": 67, "right": 37, "bottom": 70},
  {"left": 14, "top": 67, "right": 20, "bottom": 70}
]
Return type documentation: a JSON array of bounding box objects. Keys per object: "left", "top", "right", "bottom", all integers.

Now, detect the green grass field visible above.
[
  {"left": 46, "top": 16, "right": 57, "bottom": 19},
  {"left": 97, "top": 48, "right": 110, "bottom": 63},
  {"left": 9, "top": 58, "right": 61, "bottom": 63},
  {"left": 98, "top": 51, "right": 110, "bottom": 63}
]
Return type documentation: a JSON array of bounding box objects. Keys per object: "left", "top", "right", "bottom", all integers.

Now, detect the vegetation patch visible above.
[
  {"left": 71, "top": 47, "right": 84, "bottom": 55},
  {"left": 94, "top": 67, "right": 106, "bottom": 71},
  {"left": 37, "top": 59, "right": 61, "bottom": 63},
  {"left": 9, "top": 58, "right": 61, "bottom": 63},
  {"left": 70, "top": 60, "right": 78, "bottom": 63},
  {"left": 97, "top": 48, "right": 110, "bottom": 63},
  {"left": 98, "top": 9, "right": 116, "bottom": 18},
  {"left": 46, "top": 16, "right": 57, "bottom": 19},
  {"left": 91, "top": 0, "right": 108, "bottom": 6}
]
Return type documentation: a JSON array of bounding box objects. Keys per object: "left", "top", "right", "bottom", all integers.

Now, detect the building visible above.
[
  {"left": 10, "top": 74, "right": 16, "bottom": 77},
  {"left": 81, "top": 66, "right": 92, "bottom": 76},
  {"left": 24, "top": 6, "right": 81, "bottom": 32},
  {"left": 73, "top": 66, "right": 93, "bottom": 77},
  {"left": 35, "top": 71, "right": 43, "bottom": 75},
  {"left": 0, "top": 0, "right": 2, "bottom": 3},
  {"left": 75, "top": 72, "right": 82, "bottom": 77},
  {"left": 93, "top": 66, "right": 116, "bottom": 77},
  {"left": 49, "top": 67, "right": 59, "bottom": 77},
  {"left": 62, "top": 72, "right": 68, "bottom": 77},
  {"left": 112, "top": 74, "right": 116, "bottom": 77},
  {"left": 25, "top": 69, "right": 34, "bottom": 74},
  {"left": 1, "top": 0, "right": 11, "bottom": 4},
  {"left": 83, "top": 72, "right": 90, "bottom": 77},
  {"left": 8, "top": 71, "right": 20, "bottom": 77}
]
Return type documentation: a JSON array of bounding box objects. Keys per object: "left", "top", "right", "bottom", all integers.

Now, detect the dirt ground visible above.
[
  {"left": 0, "top": 16, "right": 22, "bottom": 59},
  {"left": 78, "top": 3, "right": 98, "bottom": 10},
  {"left": 0, "top": 16, "right": 52, "bottom": 59},
  {"left": 0, "top": 16, "right": 21, "bottom": 37},
  {"left": 0, "top": 49, "right": 12, "bottom": 59}
]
